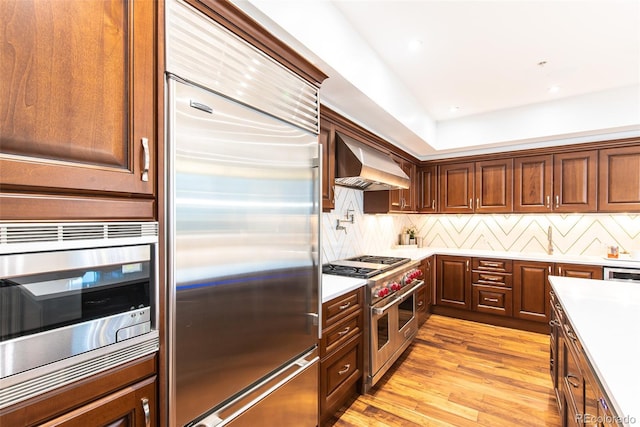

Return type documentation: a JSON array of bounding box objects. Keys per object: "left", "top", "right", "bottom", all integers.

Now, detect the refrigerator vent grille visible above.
[
  {"left": 0, "top": 222, "right": 158, "bottom": 245},
  {"left": 0, "top": 337, "right": 159, "bottom": 410},
  {"left": 166, "top": 0, "right": 320, "bottom": 134}
]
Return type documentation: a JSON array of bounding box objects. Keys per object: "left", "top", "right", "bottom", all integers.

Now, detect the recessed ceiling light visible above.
[
  {"left": 449, "top": 106, "right": 460, "bottom": 113},
  {"left": 408, "top": 39, "right": 423, "bottom": 51},
  {"left": 548, "top": 85, "right": 560, "bottom": 94}
]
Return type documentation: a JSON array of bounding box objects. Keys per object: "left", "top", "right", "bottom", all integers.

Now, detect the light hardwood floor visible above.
[{"left": 328, "top": 314, "right": 561, "bottom": 426}]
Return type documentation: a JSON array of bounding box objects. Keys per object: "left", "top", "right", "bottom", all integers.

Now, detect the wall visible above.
[{"left": 321, "top": 186, "right": 640, "bottom": 263}]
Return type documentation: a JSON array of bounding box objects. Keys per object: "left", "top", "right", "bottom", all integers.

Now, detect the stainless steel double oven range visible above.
[
  {"left": 323, "top": 255, "right": 424, "bottom": 392},
  {"left": 0, "top": 222, "right": 159, "bottom": 410}
]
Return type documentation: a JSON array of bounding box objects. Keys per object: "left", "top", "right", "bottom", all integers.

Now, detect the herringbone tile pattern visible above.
[{"left": 322, "top": 187, "right": 640, "bottom": 263}]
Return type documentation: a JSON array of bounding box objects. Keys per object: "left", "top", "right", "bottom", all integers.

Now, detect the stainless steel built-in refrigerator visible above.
[{"left": 165, "top": 1, "right": 321, "bottom": 425}]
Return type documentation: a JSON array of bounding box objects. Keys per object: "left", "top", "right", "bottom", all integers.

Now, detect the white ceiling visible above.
[{"left": 233, "top": 0, "right": 640, "bottom": 159}]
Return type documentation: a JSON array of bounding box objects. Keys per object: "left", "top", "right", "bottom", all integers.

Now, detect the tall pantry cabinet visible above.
[{"left": 0, "top": 0, "right": 157, "bottom": 220}]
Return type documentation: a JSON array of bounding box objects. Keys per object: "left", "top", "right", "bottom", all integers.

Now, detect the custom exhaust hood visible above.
[{"left": 335, "top": 132, "right": 410, "bottom": 191}]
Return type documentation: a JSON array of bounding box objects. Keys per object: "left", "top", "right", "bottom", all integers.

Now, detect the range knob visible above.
[
  {"left": 390, "top": 282, "right": 401, "bottom": 291},
  {"left": 375, "top": 287, "right": 389, "bottom": 298}
]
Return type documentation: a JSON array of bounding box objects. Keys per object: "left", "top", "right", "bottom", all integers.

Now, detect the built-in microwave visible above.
[{"left": 0, "top": 222, "right": 159, "bottom": 409}]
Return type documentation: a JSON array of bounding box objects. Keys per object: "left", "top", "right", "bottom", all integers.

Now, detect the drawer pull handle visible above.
[
  {"left": 338, "top": 364, "right": 351, "bottom": 375},
  {"left": 337, "top": 327, "right": 351, "bottom": 336},
  {"left": 566, "top": 374, "right": 580, "bottom": 388},
  {"left": 141, "top": 397, "right": 151, "bottom": 427},
  {"left": 431, "top": 199, "right": 435, "bottom": 210},
  {"left": 555, "top": 195, "right": 560, "bottom": 208},
  {"left": 484, "top": 262, "right": 500, "bottom": 268},
  {"left": 484, "top": 297, "right": 499, "bottom": 303},
  {"left": 417, "top": 300, "right": 424, "bottom": 307},
  {"left": 339, "top": 301, "right": 351, "bottom": 310},
  {"left": 546, "top": 195, "right": 551, "bottom": 209},
  {"left": 482, "top": 275, "right": 502, "bottom": 282},
  {"left": 549, "top": 320, "right": 560, "bottom": 327}
]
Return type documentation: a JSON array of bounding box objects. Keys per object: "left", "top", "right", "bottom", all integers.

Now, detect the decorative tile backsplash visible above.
[{"left": 321, "top": 186, "right": 640, "bottom": 263}]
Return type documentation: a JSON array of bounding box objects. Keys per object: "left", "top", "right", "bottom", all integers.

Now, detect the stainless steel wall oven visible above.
[{"left": 0, "top": 222, "right": 159, "bottom": 409}]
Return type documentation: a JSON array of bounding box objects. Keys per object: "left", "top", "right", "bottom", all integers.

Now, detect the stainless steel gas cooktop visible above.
[{"left": 322, "top": 255, "right": 411, "bottom": 279}]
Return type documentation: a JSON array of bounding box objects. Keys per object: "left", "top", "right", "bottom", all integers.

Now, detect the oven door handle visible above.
[
  {"left": 398, "top": 280, "right": 424, "bottom": 302},
  {"left": 372, "top": 296, "right": 402, "bottom": 315},
  {"left": 371, "top": 280, "right": 425, "bottom": 315}
]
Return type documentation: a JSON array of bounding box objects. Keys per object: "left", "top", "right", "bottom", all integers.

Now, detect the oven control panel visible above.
[{"left": 371, "top": 267, "right": 423, "bottom": 301}]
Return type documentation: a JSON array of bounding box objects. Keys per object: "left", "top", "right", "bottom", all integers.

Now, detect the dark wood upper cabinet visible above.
[
  {"left": 319, "top": 118, "right": 336, "bottom": 212},
  {"left": 598, "top": 145, "right": 640, "bottom": 212},
  {"left": 475, "top": 159, "right": 513, "bottom": 213},
  {"left": 439, "top": 162, "right": 474, "bottom": 213},
  {"left": 514, "top": 155, "right": 553, "bottom": 213},
  {"left": 419, "top": 165, "right": 438, "bottom": 212},
  {"left": 364, "top": 155, "right": 417, "bottom": 213},
  {"left": 0, "top": 0, "right": 156, "bottom": 220},
  {"left": 553, "top": 151, "right": 598, "bottom": 212}
]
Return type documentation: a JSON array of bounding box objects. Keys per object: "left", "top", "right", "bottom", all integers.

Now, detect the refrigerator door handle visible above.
[{"left": 195, "top": 348, "right": 319, "bottom": 427}]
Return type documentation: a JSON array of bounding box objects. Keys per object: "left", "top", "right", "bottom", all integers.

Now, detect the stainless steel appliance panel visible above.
[
  {"left": 166, "top": 0, "right": 319, "bottom": 134},
  {"left": 193, "top": 350, "right": 318, "bottom": 427},
  {"left": 603, "top": 266, "right": 640, "bottom": 282},
  {"left": 168, "top": 77, "right": 319, "bottom": 426}
]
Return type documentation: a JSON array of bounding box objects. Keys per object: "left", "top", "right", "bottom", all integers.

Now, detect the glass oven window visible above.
[
  {"left": 0, "top": 261, "right": 150, "bottom": 342},
  {"left": 376, "top": 313, "right": 389, "bottom": 350},
  {"left": 398, "top": 293, "right": 415, "bottom": 331}
]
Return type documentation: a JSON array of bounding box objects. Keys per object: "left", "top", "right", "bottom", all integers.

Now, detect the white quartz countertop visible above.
[
  {"left": 321, "top": 274, "right": 367, "bottom": 303},
  {"left": 549, "top": 276, "right": 640, "bottom": 426}
]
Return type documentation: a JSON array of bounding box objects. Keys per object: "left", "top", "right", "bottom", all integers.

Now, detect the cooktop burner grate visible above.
[
  {"left": 322, "top": 255, "right": 411, "bottom": 279},
  {"left": 346, "top": 255, "right": 409, "bottom": 265}
]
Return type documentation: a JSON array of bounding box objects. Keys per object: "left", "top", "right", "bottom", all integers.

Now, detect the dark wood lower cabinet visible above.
[
  {"left": 0, "top": 354, "right": 157, "bottom": 427},
  {"left": 513, "top": 260, "right": 551, "bottom": 323},
  {"left": 435, "top": 255, "right": 471, "bottom": 310},
  {"left": 319, "top": 288, "right": 364, "bottom": 426},
  {"left": 39, "top": 376, "right": 156, "bottom": 427},
  {"left": 433, "top": 256, "right": 566, "bottom": 333},
  {"left": 555, "top": 263, "right": 603, "bottom": 280}
]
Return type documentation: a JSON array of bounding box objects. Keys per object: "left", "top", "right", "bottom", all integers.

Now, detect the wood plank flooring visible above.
[{"left": 327, "top": 314, "right": 561, "bottom": 426}]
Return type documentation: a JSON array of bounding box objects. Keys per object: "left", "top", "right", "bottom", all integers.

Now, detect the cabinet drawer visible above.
[
  {"left": 473, "top": 258, "right": 513, "bottom": 273},
  {"left": 321, "top": 310, "right": 362, "bottom": 358},
  {"left": 323, "top": 288, "right": 362, "bottom": 328},
  {"left": 472, "top": 284, "right": 513, "bottom": 316},
  {"left": 472, "top": 271, "right": 513, "bottom": 288},
  {"left": 319, "top": 334, "right": 362, "bottom": 421}
]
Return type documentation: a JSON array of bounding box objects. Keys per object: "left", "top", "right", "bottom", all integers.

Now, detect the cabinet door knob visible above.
[
  {"left": 432, "top": 199, "right": 435, "bottom": 210},
  {"left": 141, "top": 138, "right": 150, "bottom": 182},
  {"left": 141, "top": 397, "right": 151, "bottom": 427},
  {"left": 546, "top": 195, "right": 551, "bottom": 209},
  {"left": 555, "top": 195, "right": 560, "bottom": 208}
]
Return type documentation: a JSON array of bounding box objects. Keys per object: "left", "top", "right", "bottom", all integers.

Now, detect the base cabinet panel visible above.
[
  {"left": 513, "top": 261, "right": 551, "bottom": 323},
  {"left": 39, "top": 376, "right": 157, "bottom": 427},
  {"left": 319, "top": 288, "right": 364, "bottom": 426},
  {"left": 436, "top": 255, "right": 471, "bottom": 309},
  {"left": 0, "top": 355, "right": 157, "bottom": 427}
]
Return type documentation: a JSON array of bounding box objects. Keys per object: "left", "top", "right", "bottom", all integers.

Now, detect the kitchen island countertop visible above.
[{"left": 549, "top": 276, "right": 640, "bottom": 426}]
